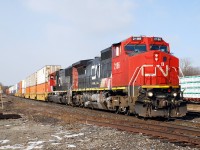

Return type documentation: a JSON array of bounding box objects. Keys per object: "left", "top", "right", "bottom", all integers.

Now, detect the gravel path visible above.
[{"left": 0, "top": 96, "right": 199, "bottom": 150}]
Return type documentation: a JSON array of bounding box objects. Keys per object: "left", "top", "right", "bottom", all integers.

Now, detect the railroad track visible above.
[
  {"left": 79, "top": 118, "right": 200, "bottom": 147},
  {"left": 187, "top": 103, "right": 200, "bottom": 112},
  {"left": 8, "top": 96, "right": 200, "bottom": 148}
]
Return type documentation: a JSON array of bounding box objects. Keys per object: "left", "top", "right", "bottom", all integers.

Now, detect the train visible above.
[{"left": 7, "top": 36, "right": 187, "bottom": 118}]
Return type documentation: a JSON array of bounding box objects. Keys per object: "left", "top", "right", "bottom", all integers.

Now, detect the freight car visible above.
[
  {"left": 8, "top": 65, "right": 61, "bottom": 100},
  {"left": 47, "top": 36, "right": 187, "bottom": 118},
  {"left": 180, "top": 75, "right": 200, "bottom": 102}
]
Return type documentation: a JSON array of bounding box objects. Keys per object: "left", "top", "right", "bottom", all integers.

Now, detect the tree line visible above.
[
  {"left": 0, "top": 82, "right": 8, "bottom": 94},
  {"left": 180, "top": 58, "right": 200, "bottom": 76}
]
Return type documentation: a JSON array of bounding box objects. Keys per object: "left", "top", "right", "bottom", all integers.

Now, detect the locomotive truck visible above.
[{"left": 47, "top": 36, "right": 187, "bottom": 118}]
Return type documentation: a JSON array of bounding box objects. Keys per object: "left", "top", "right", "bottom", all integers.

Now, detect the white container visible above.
[
  {"left": 22, "top": 80, "right": 25, "bottom": 94},
  {"left": 37, "top": 65, "right": 61, "bottom": 85},
  {"left": 14, "top": 84, "right": 18, "bottom": 94},
  {"left": 29, "top": 72, "right": 37, "bottom": 87},
  {"left": 9, "top": 86, "right": 14, "bottom": 94},
  {"left": 25, "top": 76, "right": 30, "bottom": 88}
]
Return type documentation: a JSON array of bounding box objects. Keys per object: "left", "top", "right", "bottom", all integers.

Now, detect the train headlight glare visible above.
[
  {"left": 147, "top": 92, "right": 153, "bottom": 97},
  {"left": 173, "top": 92, "right": 177, "bottom": 97}
]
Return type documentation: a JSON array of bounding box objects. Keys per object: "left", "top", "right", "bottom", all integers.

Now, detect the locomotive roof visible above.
[
  {"left": 72, "top": 59, "right": 93, "bottom": 68},
  {"left": 101, "top": 47, "right": 111, "bottom": 53}
]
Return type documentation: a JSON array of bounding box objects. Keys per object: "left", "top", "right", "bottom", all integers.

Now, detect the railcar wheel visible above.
[
  {"left": 124, "top": 107, "right": 130, "bottom": 116},
  {"left": 115, "top": 106, "right": 119, "bottom": 114}
]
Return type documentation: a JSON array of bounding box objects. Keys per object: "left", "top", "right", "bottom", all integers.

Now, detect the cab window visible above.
[
  {"left": 125, "top": 44, "right": 147, "bottom": 53},
  {"left": 150, "top": 45, "right": 168, "bottom": 53},
  {"left": 112, "top": 46, "right": 121, "bottom": 57}
]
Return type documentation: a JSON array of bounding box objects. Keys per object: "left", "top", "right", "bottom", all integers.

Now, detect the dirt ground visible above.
[{"left": 0, "top": 96, "right": 199, "bottom": 150}]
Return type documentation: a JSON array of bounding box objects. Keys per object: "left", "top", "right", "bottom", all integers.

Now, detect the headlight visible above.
[
  {"left": 147, "top": 91, "right": 153, "bottom": 97},
  {"left": 172, "top": 92, "right": 177, "bottom": 97}
]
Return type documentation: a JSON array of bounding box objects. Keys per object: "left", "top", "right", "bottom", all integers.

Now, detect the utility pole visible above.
[{"left": 0, "top": 86, "right": 3, "bottom": 110}]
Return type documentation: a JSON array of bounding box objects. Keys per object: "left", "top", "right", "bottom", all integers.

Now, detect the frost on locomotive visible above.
[{"left": 48, "top": 36, "right": 187, "bottom": 118}]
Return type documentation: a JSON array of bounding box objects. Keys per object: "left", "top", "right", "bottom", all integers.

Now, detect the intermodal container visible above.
[
  {"left": 9, "top": 86, "right": 13, "bottom": 95},
  {"left": 22, "top": 80, "right": 25, "bottom": 97},
  {"left": 17, "top": 81, "right": 22, "bottom": 97},
  {"left": 14, "top": 84, "right": 18, "bottom": 96},
  {"left": 29, "top": 73, "right": 37, "bottom": 99},
  {"left": 25, "top": 76, "right": 30, "bottom": 98},
  {"left": 36, "top": 65, "right": 61, "bottom": 100}
]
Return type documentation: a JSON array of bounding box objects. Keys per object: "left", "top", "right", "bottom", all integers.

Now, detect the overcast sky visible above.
[{"left": 0, "top": 0, "right": 200, "bottom": 85}]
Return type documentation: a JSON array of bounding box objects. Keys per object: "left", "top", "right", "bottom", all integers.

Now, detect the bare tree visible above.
[
  {"left": 0, "top": 82, "right": 9, "bottom": 94},
  {"left": 180, "top": 58, "right": 200, "bottom": 76}
]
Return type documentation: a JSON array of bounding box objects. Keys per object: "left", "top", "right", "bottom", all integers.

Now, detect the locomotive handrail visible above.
[
  {"left": 171, "top": 66, "right": 185, "bottom": 79},
  {"left": 128, "top": 67, "right": 140, "bottom": 86},
  {"left": 132, "top": 67, "right": 143, "bottom": 86},
  {"left": 128, "top": 64, "right": 160, "bottom": 96},
  {"left": 171, "top": 67, "right": 179, "bottom": 79},
  {"left": 179, "top": 67, "right": 185, "bottom": 78},
  {"left": 128, "top": 66, "right": 142, "bottom": 96},
  {"left": 131, "top": 66, "right": 144, "bottom": 96}
]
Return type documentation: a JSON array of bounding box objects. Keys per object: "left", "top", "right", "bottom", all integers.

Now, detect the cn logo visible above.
[
  {"left": 141, "top": 65, "right": 169, "bottom": 77},
  {"left": 114, "top": 62, "right": 120, "bottom": 70}
]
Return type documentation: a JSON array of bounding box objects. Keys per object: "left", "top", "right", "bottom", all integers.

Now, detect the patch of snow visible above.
[
  {"left": 5, "top": 125, "right": 11, "bottom": 127},
  {"left": 49, "top": 140, "right": 56, "bottom": 142},
  {"left": 0, "top": 144, "right": 24, "bottom": 149},
  {"left": 64, "top": 133, "right": 84, "bottom": 138},
  {"left": 67, "top": 144, "right": 76, "bottom": 148},
  {"left": 51, "top": 135, "right": 62, "bottom": 140},
  {"left": 25, "top": 141, "right": 44, "bottom": 150},
  {"left": 0, "top": 140, "right": 9, "bottom": 144},
  {"left": 56, "top": 131, "right": 70, "bottom": 135},
  {"left": 78, "top": 138, "right": 90, "bottom": 142},
  {"left": 51, "top": 143, "right": 61, "bottom": 145}
]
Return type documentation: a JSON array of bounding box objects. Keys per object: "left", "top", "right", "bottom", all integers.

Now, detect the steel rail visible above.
[{"left": 79, "top": 119, "right": 200, "bottom": 147}]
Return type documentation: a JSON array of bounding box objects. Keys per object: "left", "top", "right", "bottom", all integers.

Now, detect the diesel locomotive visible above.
[{"left": 48, "top": 36, "right": 187, "bottom": 118}]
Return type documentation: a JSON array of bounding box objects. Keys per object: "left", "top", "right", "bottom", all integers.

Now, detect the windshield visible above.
[
  {"left": 150, "top": 45, "right": 168, "bottom": 53},
  {"left": 125, "top": 44, "right": 147, "bottom": 53}
]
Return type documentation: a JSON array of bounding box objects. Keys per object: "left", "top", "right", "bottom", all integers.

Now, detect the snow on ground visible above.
[{"left": 0, "top": 117, "right": 198, "bottom": 150}]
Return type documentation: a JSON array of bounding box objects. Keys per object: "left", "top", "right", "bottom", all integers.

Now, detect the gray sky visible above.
[{"left": 1, "top": 0, "right": 200, "bottom": 85}]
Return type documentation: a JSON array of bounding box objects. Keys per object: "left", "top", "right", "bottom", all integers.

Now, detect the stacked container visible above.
[
  {"left": 6, "top": 65, "right": 61, "bottom": 100},
  {"left": 25, "top": 76, "right": 30, "bottom": 98},
  {"left": 8, "top": 86, "right": 14, "bottom": 95},
  {"left": 180, "top": 75, "right": 200, "bottom": 101},
  {"left": 17, "top": 81, "right": 22, "bottom": 97},
  {"left": 29, "top": 72, "right": 37, "bottom": 99},
  {"left": 36, "top": 65, "right": 61, "bottom": 100},
  {"left": 14, "top": 84, "right": 18, "bottom": 96},
  {"left": 22, "top": 80, "right": 25, "bottom": 97}
]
